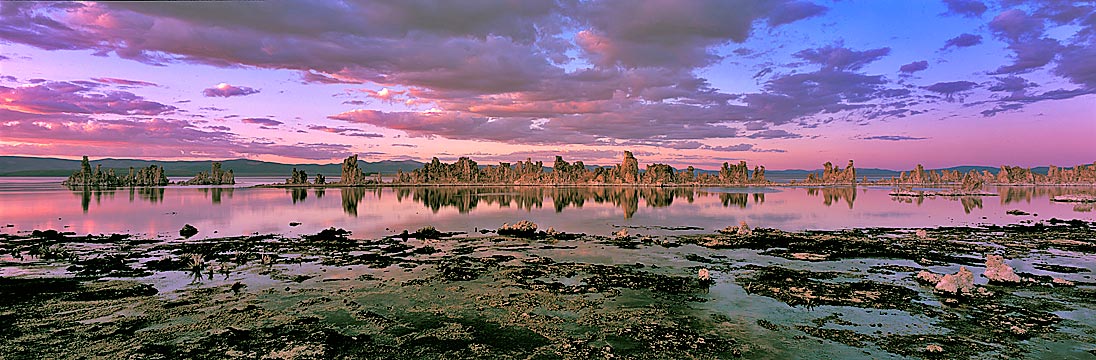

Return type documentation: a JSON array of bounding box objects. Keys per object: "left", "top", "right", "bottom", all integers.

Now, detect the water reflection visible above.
[
  {"left": 998, "top": 186, "right": 1096, "bottom": 205},
  {"left": 806, "top": 187, "right": 857, "bottom": 209},
  {"left": 379, "top": 186, "right": 766, "bottom": 218},
  {"left": 341, "top": 187, "right": 380, "bottom": 216},
  {"left": 10, "top": 179, "right": 1090, "bottom": 239},
  {"left": 200, "top": 187, "right": 234, "bottom": 204},
  {"left": 75, "top": 187, "right": 166, "bottom": 213},
  {"left": 960, "top": 197, "right": 983, "bottom": 214},
  {"left": 290, "top": 188, "right": 308, "bottom": 203}
]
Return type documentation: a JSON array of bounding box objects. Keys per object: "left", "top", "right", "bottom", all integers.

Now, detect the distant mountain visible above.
[
  {"left": 0, "top": 156, "right": 425, "bottom": 177},
  {"left": 0, "top": 155, "right": 1071, "bottom": 178}
]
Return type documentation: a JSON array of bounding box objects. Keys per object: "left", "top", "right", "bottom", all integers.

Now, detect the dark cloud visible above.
[
  {"left": 240, "top": 117, "right": 283, "bottom": 126},
  {"left": 0, "top": 80, "right": 175, "bottom": 115},
  {"left": 344, "top": 132, "right": 384, "bottom": 138},
  {"left": 942, "top": 0, "right": 987, "bottom": 18},
  {"left": 980, "top": 103, "right": 1025, "bottom": 116},
  {"left": 942, "top": 33, "right": 982, "bottom": 49},
  {"left": 767, "top": 1, "right": 829, "bottom": 26},
  {"left": 392, "top": 143, "right": 417, "bottom": 148},
  {"left": 987, "top": 76, "right": 1037, "bottom": 96},
  {"left": 860, "top": 135, "right": 927, "bottom": 141},
  {"left": 992, "top": 38, "right": 1059, "bottom": 74},
  {"left": 899, "top": 60, "right": 928, "bottom": 73},
  {"left": 989, "top": 9, "right": 1044, "bottom": 41},
  {"left": 743, "top": 61, "right": 901, "bottom": 124},
  {"left": 746, "top": 129, "right": 801, "bottom": 139},
  {"left": 924, "top": 80, "right": 978, "bottom": 101},
  {"left": 706, "top": 144, "right": 755, "bottom": 151},
  {"left": 575, "top": 0, "right": 828, "bottom": 69},
  {"left": 794, "top": 45, "right": 891, "bottom": 71},
  {"left": 202, "top": 83, "right": 260, "bottom": 97},
  {"left": 1055, "top": 43, "right": 1096, "bottom": 87}
]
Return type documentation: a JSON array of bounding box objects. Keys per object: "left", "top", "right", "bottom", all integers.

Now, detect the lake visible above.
[
  {"left": 1, "top": 177, "right": 1093, "bottom": 239},
  {"left": 3, "top": 177, "right": 1096, "bottom": 359}
]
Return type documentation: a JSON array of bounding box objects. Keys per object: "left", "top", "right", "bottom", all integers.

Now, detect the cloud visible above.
[
  {"left": 899, "top": 60, "right": 928, "bottom": 73},
  {"left": 860, "top": 135, "right": 928, "bottom": 141},
  {"left": 924, "top": 80, "right": 978, "bottom": 101},
  {"left": 575, "top": 0, "right": 828, "bottom": 69},
  {"left": 202, "top": 83, "right": 260, "bottom": 97},
  {"left": 307, "top": 124, "right": 383, "bottom": 138},
  {"left": 992, "top": 37, "right": 1060, "bottom": 74},
  {"left": 392, "top": 143, "right": 417, "bottom": 148},
  {"left": 361, "top": 87, "right": 406, "bottom": 103},
  {"left": 987, "top": 76, "right": 1037, "bottom": 95},
  {"left": 746, "top": 129, "right": 801, "bottom": 139},
  {"left": 0, "top": 80, "right": 175, "bottom": 115},
  {"left": 1054, "top": 43, "right": 1096, "bottom": 87},
  {"left": 91, "top": 77, "right": 158, "bottom": 87},
  {"left": 942, "top": 33, "right": 982, "bottom": 49},
  {"left": 768, "top": 1, "right": 828, "bottom": 26},
  {"left": 942, "top": 0, "right": 987, "bottom": 18},
  {"left": 240, "top": 117, "right": 282, "bottom": 126},
  {"left": 794, "top": 45, "right": 891, "bottom": 71},
  {"left": 0, "top": 115, "right": 349, "bottom": 160},
  {"left": 989, "top": 9, "right": 1045, "bottom": 42},
  {"left": 706, "top": 144, "right": 755, "bottom": 151}
]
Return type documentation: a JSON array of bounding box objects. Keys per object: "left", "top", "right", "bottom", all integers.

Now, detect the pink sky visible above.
[{"left": 0, "top": 1, "right": 1093, "bottom": 170}]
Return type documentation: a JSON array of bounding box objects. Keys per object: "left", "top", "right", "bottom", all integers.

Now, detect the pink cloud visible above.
[
  {"left": 91, "top": 77, "right": 158, "bottom": 87},
  {"left": 0, "top": 81, "right": 175, "bottom": 115},
  {"left": 202, "top": 83, "right": 260, "bottom": 97}
]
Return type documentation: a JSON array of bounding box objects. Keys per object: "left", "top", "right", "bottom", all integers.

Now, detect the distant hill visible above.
[
  {"left": 0, "top": 156, "right": 425, "bottom": 177},
  {"left": 0, "top": 156, "right": 1070, "bottom": 178}
]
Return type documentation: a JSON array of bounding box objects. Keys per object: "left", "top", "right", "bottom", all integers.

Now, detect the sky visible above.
[{"left": 0, "top": 0, "right": 1093, "bottom": 170}]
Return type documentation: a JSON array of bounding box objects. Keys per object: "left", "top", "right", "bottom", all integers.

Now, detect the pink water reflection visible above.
[{"left": 1, "top": 179, "right": 1093, "bottom": 240}]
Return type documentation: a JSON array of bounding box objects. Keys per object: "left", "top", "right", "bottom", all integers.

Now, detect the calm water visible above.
[{"left": 0, "top": 177, "right": 1094, "bottom": 239}]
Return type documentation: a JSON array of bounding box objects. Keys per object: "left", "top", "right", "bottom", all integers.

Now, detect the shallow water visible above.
[{"left": 0, "top": 177, "right": 1093, "bottom": 239}]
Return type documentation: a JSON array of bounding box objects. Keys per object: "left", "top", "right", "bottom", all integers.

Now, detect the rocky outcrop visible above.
[
  {"left": 800, "top": 160, "right": 856, "bottom": 185},
  {"left": 286, "top": 168, "right": 309, "bottom": 185},
  {"left": 983, "top": 255, "right": 1020, "bottom": 284},
  {"left": 620, "top": 151, "right": 639, "bottom": 183},
  {"left": 498, "top": 220, "right": 538, "bottom": 237},
  {"left": 180, "top": 162, "right": 235, "bottom": 185},
  {"left": 752, "top": 166, "right": 766, "bottom": 183},
  {"left": 642, "top": 163, "right": 675, "bottom": 184},
  {"left": 62, "top": 156, "right": 169, "bottom": 187},
  {"left": 719, "top": 161, "right": 749, "bottom": 184},
  {"left": 314, "top": 173, "right": 326, "bottom": 185},
  {"left": 878, "top": 162, "right": 1096, "bottom": 187},
  {"left": 934, "top": 266, "right": 975, "bottom": 296},
  {"left": 959, "top": 170, "right": 984, "bottom": 192},
  {"left": 383, "top": 151, "right": 773, "bottom": 186},
  {"left": 339, "top": 155, "right": 371, "bottom": 185}
]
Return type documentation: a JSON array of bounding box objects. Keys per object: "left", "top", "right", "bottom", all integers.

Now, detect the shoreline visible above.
[{"left": 2, "top": 221, "right": 1094, "bottom": 358}]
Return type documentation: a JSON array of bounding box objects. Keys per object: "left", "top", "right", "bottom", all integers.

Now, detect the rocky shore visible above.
[
  {"left": 2, "top": 221, "right": 1094, "bottom": 358},
  {"left": 257, "top": 153, "right": 1096, "bottom": 190}
]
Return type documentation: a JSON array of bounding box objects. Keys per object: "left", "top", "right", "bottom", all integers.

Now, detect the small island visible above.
[{"left": 62, "top": 156, "right": 236, "bottom": 187}]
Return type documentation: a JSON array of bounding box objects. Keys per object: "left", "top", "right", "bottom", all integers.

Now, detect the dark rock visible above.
[{"left": 179, "top": 224, "right": 199, "bottom": 238}]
